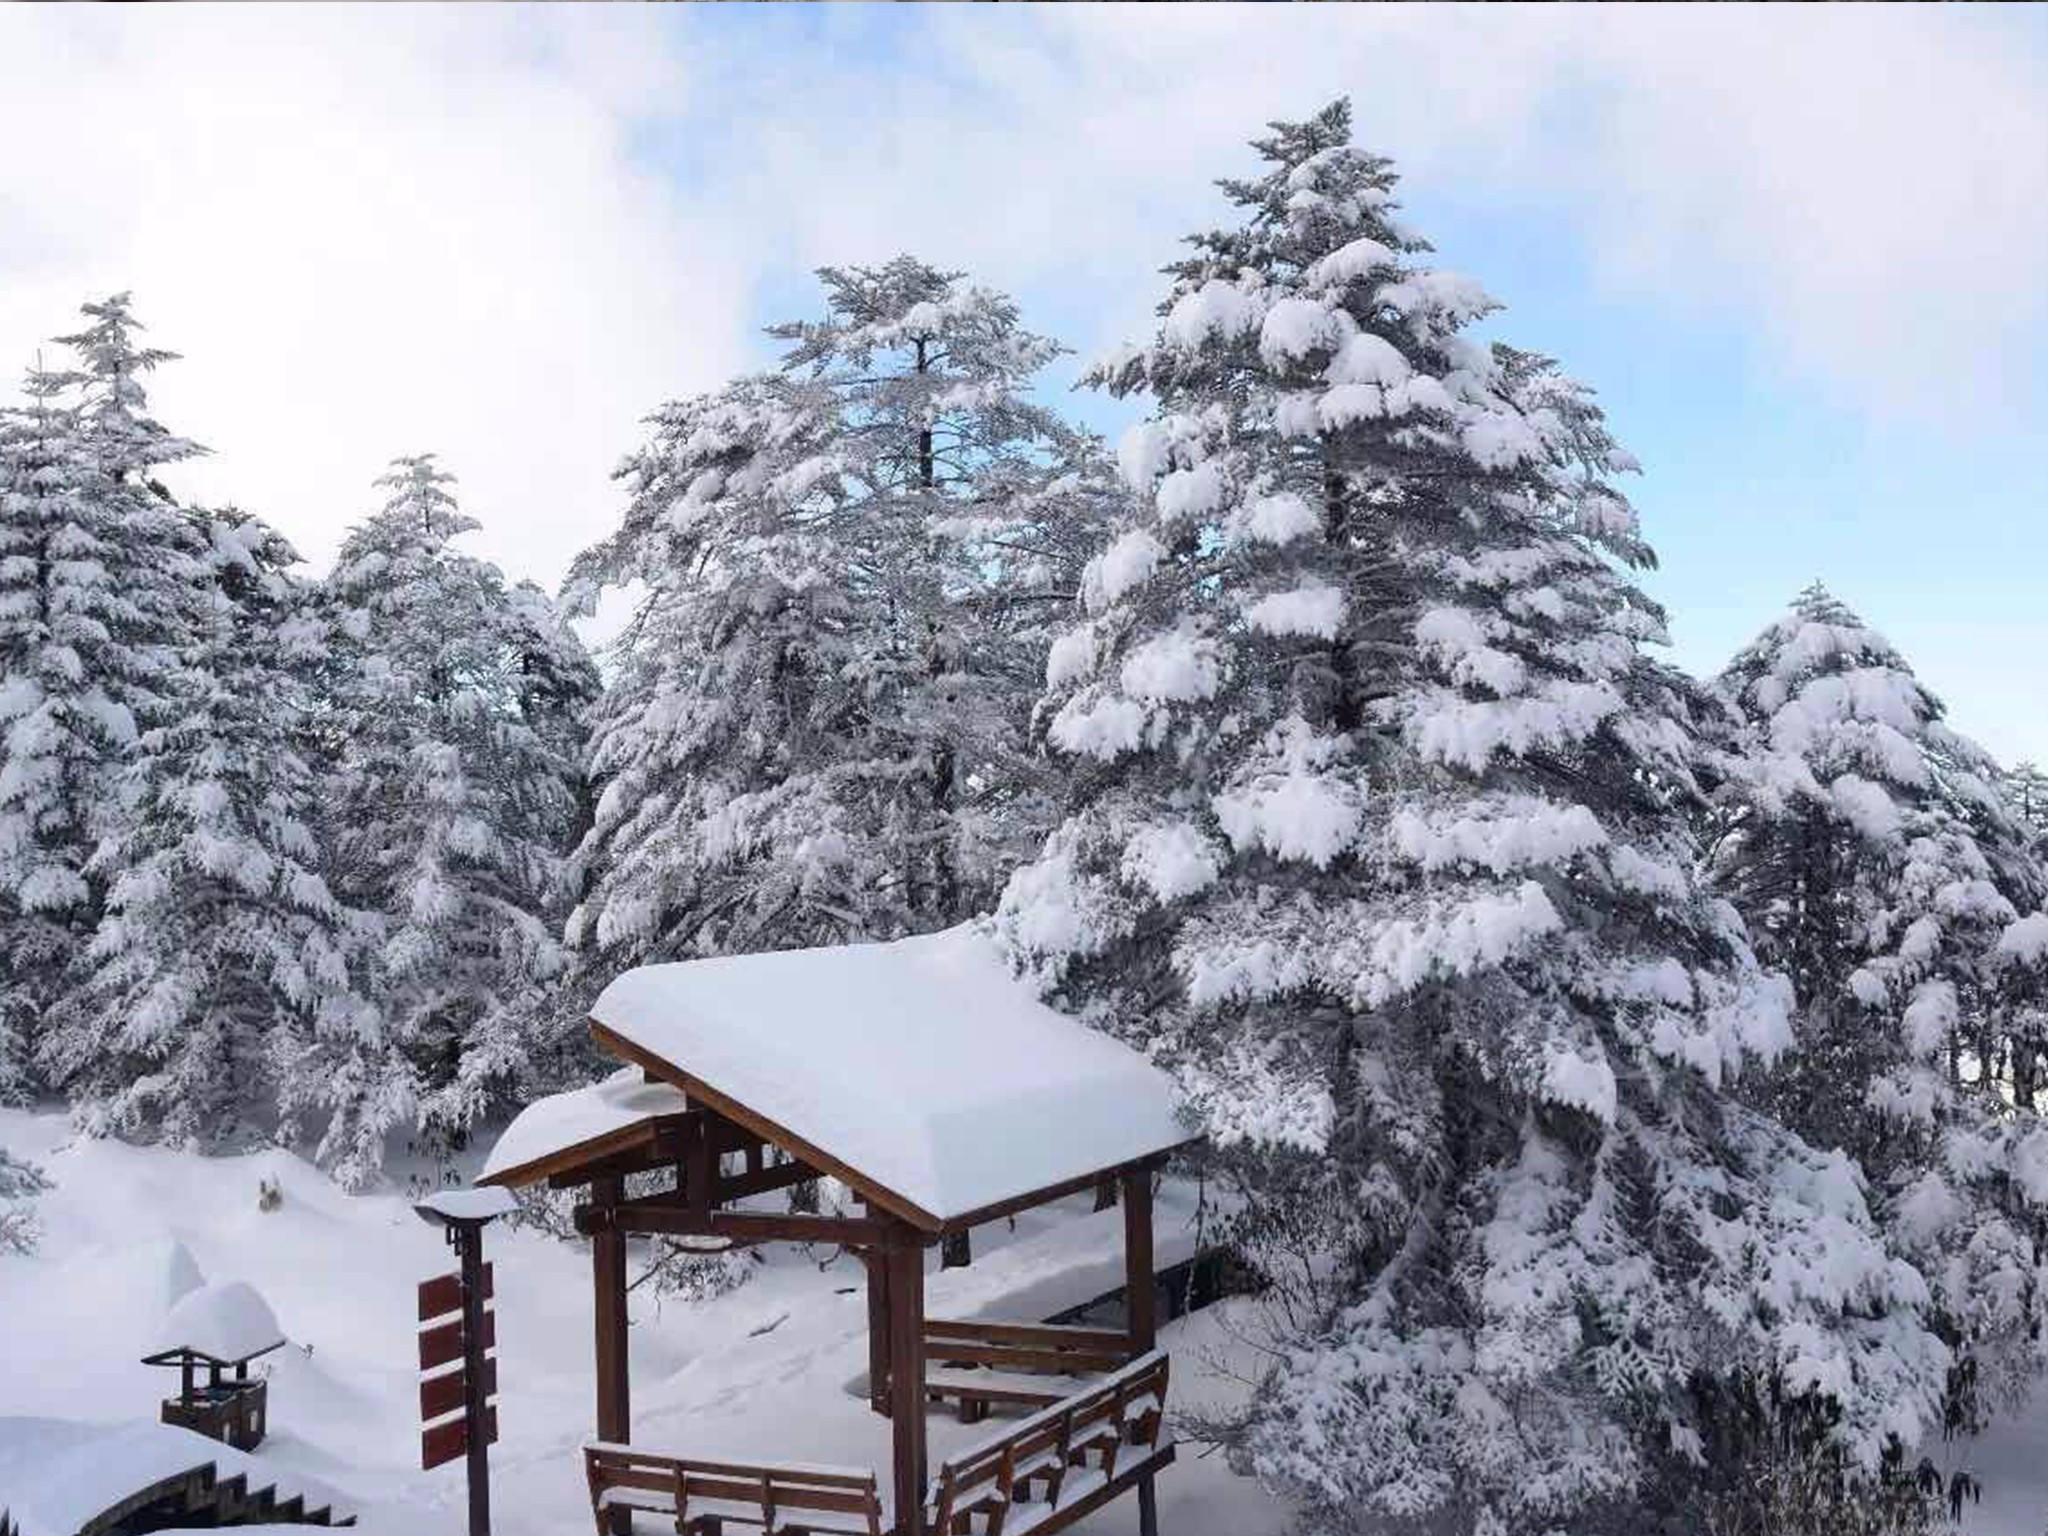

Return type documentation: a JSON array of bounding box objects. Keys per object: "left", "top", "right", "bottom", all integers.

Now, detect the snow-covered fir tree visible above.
[
  {"left": 564, "top": 258, "right": 1112, "bottom": 973},
  {"left": 40, "top": 509, "right": 360, "bottom": 1150},
  {"left": 0, "top": 297, "right": 204, "bottom": 1101},
  {"left": 993, "top": 102, "right": 1948, "bottom": 1533},
  {"left": 309, "top": 456, "right": 595, "bottom": 1187},
  {"left": 2001, "top": 760, "right": 2048, "bottom": 853},
  {"left": 1710, "top": 582, "right": 2048, "bottom": 1419}
]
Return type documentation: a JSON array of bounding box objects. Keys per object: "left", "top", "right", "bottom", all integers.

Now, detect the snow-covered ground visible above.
[
  {"left": 11, "top": 1100, "right": 2041, "bottom": 1535},
  {"left": 0, "top": 1106, "right": 1282, "bottom": 1536}
]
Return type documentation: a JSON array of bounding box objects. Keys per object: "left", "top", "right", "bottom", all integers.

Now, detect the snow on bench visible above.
[
  {"left": 583, "top": 1443, "right": 886, "bottom": 1535},
  {"left": 928, "top": 1352, "right": 1173, "bottom": 1536}
]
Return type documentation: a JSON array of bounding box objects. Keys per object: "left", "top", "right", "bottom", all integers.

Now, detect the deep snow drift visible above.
[
  {"left": 0, "top": 1107, "right": 1280, "bottom": 1535},
  {"left": 6, "top": 1101, "right": 2042, "bottom": 1534}
]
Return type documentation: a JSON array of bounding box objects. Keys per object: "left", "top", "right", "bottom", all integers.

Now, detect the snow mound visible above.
[
  {"left": 152, "top": 1279, "right": 286, "bottom": 1364},
  {"left": 0, "top": 1417, "right": 349, "bottom": 1536}
]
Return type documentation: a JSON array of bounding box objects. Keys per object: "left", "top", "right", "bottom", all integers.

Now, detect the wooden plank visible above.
[
  {"left": 583, "top": 1197, "right": 885, "bottom": 1250},
  {"left": 421, "top": 1404, "right": 498, "bottom": 1471},
  {"left": 418, "top": 1308, "right": 495, "bottom": 1371},
  {"left": 715, "top": 1156, "right": 820, "bottom": 1202},
  {"left": 923, "top": 1341, "right": 1128, "bottom": 1374},
  {"left": 591, "top": 1021, "right": 943, "bottom": 1233},
  {"left": 419, "top": 1356, "right": 497, "bottom": 1422},
  {"left": 418, "top": 1265, "right": 493, "bottom": 1322},
  {"left": 924, "top": 1318, "right": 1132, "bottom": 1352},
  {"left": 938, "top": 1149, "right": 1186, "bottom": 1236}
]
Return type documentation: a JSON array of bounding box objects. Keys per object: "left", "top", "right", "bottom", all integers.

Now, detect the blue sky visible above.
[{"left": 1, "top": 4, "right": 2043, "bottom": 759}]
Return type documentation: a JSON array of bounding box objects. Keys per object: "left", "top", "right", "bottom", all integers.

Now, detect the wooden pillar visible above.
[
  {"left": 884, "top": 1228, "right": 927, "bottom": 1536},
  {"left": 1121, "top": 1163, "right": 1160, "bottom": 1536},
  {"left": 864, "top": 1247, "right": 893, "bottom": 1415},
  {"left": 591, "top": 1176, "right": 631, "bottom": 1536},
  {"left": 457, "top": 1221, "right": 494, "bottom": 1536}
]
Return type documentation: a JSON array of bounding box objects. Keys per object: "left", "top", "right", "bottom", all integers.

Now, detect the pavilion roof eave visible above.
[{"left": 475, "top": 1109, "right": 693, "bottom": 1193}]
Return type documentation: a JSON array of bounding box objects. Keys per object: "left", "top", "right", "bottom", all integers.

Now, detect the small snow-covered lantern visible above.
[{"left": 142, "top": 1280, "right": 286, "bottom": 1449}]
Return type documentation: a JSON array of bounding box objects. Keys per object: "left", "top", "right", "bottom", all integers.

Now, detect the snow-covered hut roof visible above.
[
  {"left": 480, "top": 1067, "right": 691, "bottom": 1188},
  {"left": 144, "top": 1280, "right": 285, "bottom": 1366},
  {"left": 481, "top": 924, "right": 1193, "bottom": 1230}
]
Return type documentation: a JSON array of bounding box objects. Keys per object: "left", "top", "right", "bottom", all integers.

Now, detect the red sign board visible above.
[
  {"left": 418, "top": 1269, "right": 499, "bottom": 1472},
  {"left": 422, "top": 1405, "right": 498, "bottom": 1472},
  {"left": 419, "top": 1264, "right": 493, "bottom": 1322}
]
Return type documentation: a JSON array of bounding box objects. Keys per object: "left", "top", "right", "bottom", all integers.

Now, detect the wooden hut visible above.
[
  {"left": 141, "top": 1281, "right": 285, "bottom": 1451},
  {"left": 477, "top": 925, "right": 1196, "bottom": 1536}
]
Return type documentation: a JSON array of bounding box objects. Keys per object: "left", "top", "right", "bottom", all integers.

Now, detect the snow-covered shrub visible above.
[
  {"left": 1637, "top": 1376, "right": 1976, "bottom": 1536},
  {"left": 640, "top": 1240, "right": 754, "bottom": 1304},
  {"left": 0, "top": 1147, "right": 50, "bottom": 1255}
]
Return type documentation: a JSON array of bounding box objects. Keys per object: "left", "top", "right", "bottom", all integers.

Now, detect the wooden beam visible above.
[
  {"left": 579, "top": 1195, "right": 886, "bottom": 1250},
  {"left": 884, "top": 1228, "right": 927, "bottom": 1536},
  {"left": 591, "top": 1175, "right": 631, "bottom": 1535},
  {"left": 1121, "top": 1164, "right": 1160, "bottom": 1536},
  {"left": 684, "top": 1114, "right": 715, "bottom": 1217},
  {"left": 591, "top": 1021, "right": 944, "bottom": 1233},
  {"left": 715, "top": 1157, "right": 820, "bottom": 1203},
  {"left": 936, "top": 1148, "right": 1185, "bottom": 1235}
]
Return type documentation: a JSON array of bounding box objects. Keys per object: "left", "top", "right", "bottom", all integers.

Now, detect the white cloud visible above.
[
  {"left": 0, "top": 4, "right": 751, "bottom": 585},
  {"left": 682, "top": 5, "right": 2048, "bottom": 424},
  {"left": 2, "top": 3, "right": 2043, "bottom": 609}
]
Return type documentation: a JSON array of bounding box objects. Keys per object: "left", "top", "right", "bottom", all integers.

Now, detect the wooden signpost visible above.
[{"left": 414, "top": 1188, "right": 516, "bottom": 1536}]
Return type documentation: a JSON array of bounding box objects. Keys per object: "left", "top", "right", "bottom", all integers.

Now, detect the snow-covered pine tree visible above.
[
  {"left": 0, "top": 297, "right": 204, "bottom": 1101},
  {"left": 994, "top": 102, "right": 1948, "bottom": 1533},
  {"left": 564, "top": 258, "right": 1112, "bottom": 974},
  {"left": 1710, "top": 582, "right": 2048, "bottom": 1419},
  {"left": 309, "top": 456, "right": 595, "bottom": 1187},
  {"left": 2001, "top": 760, "right": 2048, "bottom": 853},
  {"left": 41, "top": 508, "right": 360, "bottom": 1150}
]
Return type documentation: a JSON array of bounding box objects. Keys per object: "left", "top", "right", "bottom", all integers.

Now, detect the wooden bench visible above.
[
  {"left": 921, "top": 1319, "right": 1136, "bottom": 1425},
  {"left": 584, "top": 1443, "right": 887, "bottom": 1535},
  {"left": 926, "top": 1351, "right": 1172, "bottom": 1536}
]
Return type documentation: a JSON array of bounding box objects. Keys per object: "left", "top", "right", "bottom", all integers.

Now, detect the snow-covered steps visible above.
[{"left": 0, "top": 1418, "right": 353, "bottom": 1536}]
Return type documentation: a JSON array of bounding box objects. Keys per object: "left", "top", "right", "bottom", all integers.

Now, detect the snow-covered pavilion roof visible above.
[
  {"left": 145, "top": 1279, "right": 286, "bottom": 1366},
  {"left": 481, "top": 924, "right": 1192, "bottom": 1230},
  {"left": 481, "top": 1067, "right": 691, "bottom": 1187}
]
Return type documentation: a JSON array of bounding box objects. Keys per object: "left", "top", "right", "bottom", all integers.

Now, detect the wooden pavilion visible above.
[{"left": 477, "top": 926, "right": 1195, "bottom": 1536}]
